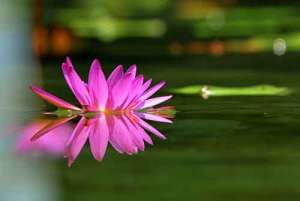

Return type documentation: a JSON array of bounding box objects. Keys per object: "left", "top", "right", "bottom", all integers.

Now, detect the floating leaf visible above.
[{"left": 170, "top": 85, "right": 291, "bottom": 99}]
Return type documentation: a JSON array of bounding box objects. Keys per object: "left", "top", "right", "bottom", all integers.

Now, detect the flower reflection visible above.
[
  {"left": 66, "top": 110, "right": 173, "bottom": 166},
  {"left": 16, "top": 118, "right": 74, "bottom": 156}
]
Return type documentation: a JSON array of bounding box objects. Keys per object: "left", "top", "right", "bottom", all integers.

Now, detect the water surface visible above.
[{"left": 38, "top": 54, "right": 300, "bottom": 201}]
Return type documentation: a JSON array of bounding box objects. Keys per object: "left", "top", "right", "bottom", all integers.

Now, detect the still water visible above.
[{"left": 7, "top": 54, "right": 300, "bottom": 201}]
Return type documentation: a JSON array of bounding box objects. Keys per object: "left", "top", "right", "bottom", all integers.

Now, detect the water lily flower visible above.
[{"left": 30, "top": 57, "right": 174, "bottom": 166}]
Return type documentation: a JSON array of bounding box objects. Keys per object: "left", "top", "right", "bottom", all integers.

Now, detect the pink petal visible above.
[
  {"left": 125, "top": 64, "right": 137, "bottom": 78},
  {"left": 138, "top": 81, "right": 166, "bottom": 102},
  {"left": 30, "top": 85, "right": 80, "bottom": 111},
  {"left": 127, "top": 78, "right": 152, "bottom": 108},
  {"left": 65, "top": 117, "right": 90, "bottom": 167},
  {"left": 61, "top": 57, "right": 91, "bottom": 107},
  {"left": 111, "top": 74, "right": 133, "bottom": 108},
  {"left": 88, "top": 59, "right": 108, "bottom": 110},
  {"left": 137, "top": 79, "right": 152, "bottom": 97},
  {"left": 122, "top": 75, "right": 144, "bottom": 108},
  {"left": 107, "top": 64, "right": 124, "bottom": 89},
  {"left": 139, "top": 113, "right": 173, "bottom": 123},
  {"left": 139, "top": 95, "right": 173, "bottom": 109},
  {"left": 89, "top": 115, "right": 109, "bottom": 161},
  {"left": 136, "top": 116, "right": 167, "bottom": 140}
]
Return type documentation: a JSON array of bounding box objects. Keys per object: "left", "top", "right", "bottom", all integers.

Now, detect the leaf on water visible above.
[{"left": 169, "top": 85, "right": 292, "bottom": 98}]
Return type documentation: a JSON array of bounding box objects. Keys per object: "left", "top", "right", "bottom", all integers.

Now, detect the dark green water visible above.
[{"left": 41, "top": 54, "right": 300, "bottom": 201}]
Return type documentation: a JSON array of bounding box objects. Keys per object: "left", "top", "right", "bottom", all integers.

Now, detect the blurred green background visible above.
[{"left": 35, "top": 0, "right": 300, "bottom": 58}]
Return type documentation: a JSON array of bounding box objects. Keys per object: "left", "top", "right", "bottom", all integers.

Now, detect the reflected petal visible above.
[
  {"left": 30, "top": 116, "right": 76, "bottom": 141},
  {"left": 139, "top": 113, "right": 173, "bottom": 124},
  {"left": 136, "top": 124, "right": 153, "bottom": 145},
  {"left": 89, "top": 115, "right": 109, "bottom": 161},
  {"left": 122, "top": 115, "right": 145, "bottom": 151},
  {"left": 124, "top": 113, "right": 153, "bottom": 145},
  {"left": 16, "top": 119, "right": 73, "bottom": 156},
  {"left": 65, "top": 117, "right": 90, "bottom": 167},
  {"left": 109, "top": 116, "right": 137, "bottom": 154},
  {"left": 135, "top": 116, "right": 167, "bottom": 139}
]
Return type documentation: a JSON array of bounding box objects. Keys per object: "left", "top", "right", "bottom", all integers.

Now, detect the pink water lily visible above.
[{"left": 30, "top": 57, "right": 174, "bottom": 166}]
